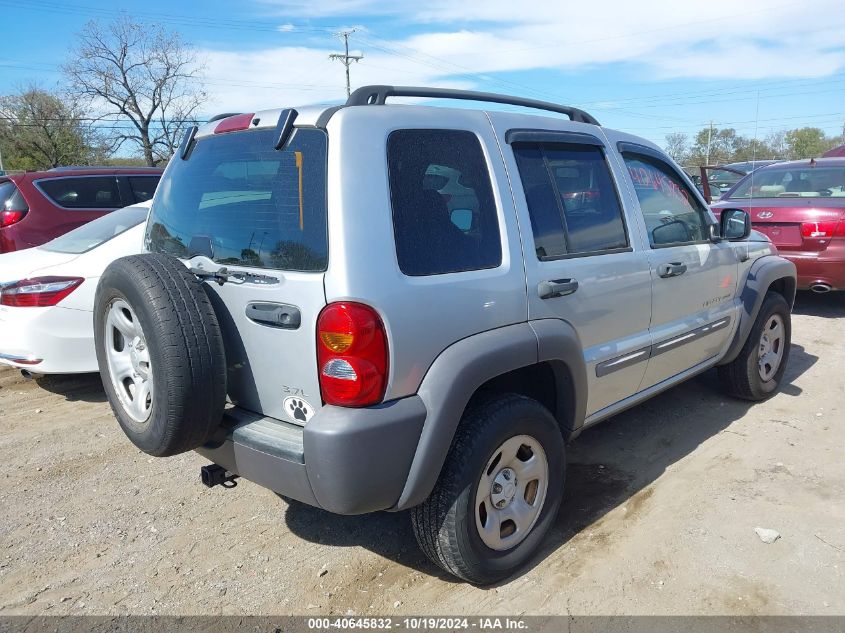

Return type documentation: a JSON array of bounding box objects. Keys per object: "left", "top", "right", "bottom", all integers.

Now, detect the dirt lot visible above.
[{"left": 1, "top": 292, "right": 843, "bottom": 616}]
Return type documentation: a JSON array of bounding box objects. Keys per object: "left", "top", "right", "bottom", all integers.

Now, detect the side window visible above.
[
  {"left": 387, "top": 129, "right": 502, "bottom": 276},
  {"left": 127, "top": 176, "right": 161, "bottom": 203},
  {"left": 37, "top": 176, "right": 121, "bottom": 210},
  {"left": 622, "top": 154, "right": 711, "bottom": 247},
  {"left": 512, "top": 143, "right": 628, "bottom": 259}
]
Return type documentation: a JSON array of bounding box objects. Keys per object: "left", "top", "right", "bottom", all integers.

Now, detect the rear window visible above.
[
  {"left": 42, "top": 205, "right": 147, "bottom": 254},
  {"left": 37, "top": 176, "right": 121, "bottom": 209},
  {"left": 1, "top": 180, "right": 28, "bottom": 212},
  {"left": 147, "top": 128, "right": 327, "bottom": 272},
  {"left": 729, "top": 165, "right": 845, "bottom": 199},
  {"left": 387, "top": 129, "right": 501, "bottom": 276},
  {"left": 127, "top": 176, "right": 160, "bottom": 203}
]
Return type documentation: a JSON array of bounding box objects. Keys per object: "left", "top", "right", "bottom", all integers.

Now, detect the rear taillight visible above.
[
  {"left": 0, "top": 277, "right": 84, "bottom": 307},
  {"left": 800, "top": 221, "right": 839, "bottom": 239},
  {"left": 1, "top": 182, "right": 29, "bottom": 227},
  {"left": 835, "top": 219, "right": 845, "bottom": 238},
  {"left": 317, "top": 302, "right": 388, "bottom": 407},
  {"left": 0, "top": 210, "right": 26, "bottom": 228}
]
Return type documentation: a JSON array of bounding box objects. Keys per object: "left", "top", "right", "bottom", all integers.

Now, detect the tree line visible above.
[
  {"left": 0, "top": 15, "right": 205, "bottom": 170},
  {"left": 664, "top": 125, "right": 844, "bottom": 167}
]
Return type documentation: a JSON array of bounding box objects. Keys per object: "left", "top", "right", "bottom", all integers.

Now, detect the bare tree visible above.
[
  {"left": 0, "top": 85, "right": 106, "bottom": 170},
  {"left": 664, "top": 132, "right": 689, "bottom": 163},
  {"left": 64, "top": 15, "right": 206, "bottom": 166}
]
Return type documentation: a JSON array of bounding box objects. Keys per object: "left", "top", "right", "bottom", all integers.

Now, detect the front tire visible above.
[
  {"left": 718, "top": 291, "right": 791, "bottom": 401},
  {"left": 411, "top": 394, "right": 564, "bottom": 584}
]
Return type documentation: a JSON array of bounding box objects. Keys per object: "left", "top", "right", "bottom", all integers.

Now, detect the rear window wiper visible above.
[{"left": 186, "top": 255, "right": 279, "bottom": 286}]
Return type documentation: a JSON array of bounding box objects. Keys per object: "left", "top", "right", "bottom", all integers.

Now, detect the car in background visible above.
[
  {"left": 0, "top": 166, "right": 162, "bottom": 254},
  {"left": 824, "top": 144, "right": 845, "bottom": 158},
  {"left": 711, "top": 158, "right": 845, "bottom": 292},
  {"left": 0, "top": 202, "right": 149, "bottom": 374},
  {"left": 698, "top": 160, "right": 781, "bottom": 203}
]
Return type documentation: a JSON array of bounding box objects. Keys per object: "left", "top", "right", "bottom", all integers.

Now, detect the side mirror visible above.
[
  {"left": 450, "top": 209, "right": 473, "bottom": 231},
  {"left": 720, "top": 208, "right": 751, "bottom": 241}
]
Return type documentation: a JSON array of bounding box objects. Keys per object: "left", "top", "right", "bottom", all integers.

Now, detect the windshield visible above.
[
  {"left": 730, "top": 165, "right": 845, "bottom": 199},
  {"left": 146, "top": 127, "right": 328, "bottom": 272},
  {"left": 42, "top": 205, "right": 148, "bottom": 254}
]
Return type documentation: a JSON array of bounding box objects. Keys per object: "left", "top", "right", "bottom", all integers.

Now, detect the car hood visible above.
[{"left": 0, "top": 248, "right": 81, "bottom": 284}]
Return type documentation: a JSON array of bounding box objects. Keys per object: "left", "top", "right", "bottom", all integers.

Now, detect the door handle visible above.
[
  {"left": 538, "top": 278, "right": 579, "bottom": 299},
  {"left": 657, "top": 262, "right": 687, "bottom": 278}
]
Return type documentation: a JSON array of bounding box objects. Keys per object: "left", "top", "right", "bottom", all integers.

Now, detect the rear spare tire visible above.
[{"left": 94, "top": 253, "right": 227, "bottom": 457}]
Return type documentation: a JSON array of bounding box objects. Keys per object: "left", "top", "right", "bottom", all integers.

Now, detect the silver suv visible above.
[{"left": 93, "top": 86, "right": 797, "bottom": 584}]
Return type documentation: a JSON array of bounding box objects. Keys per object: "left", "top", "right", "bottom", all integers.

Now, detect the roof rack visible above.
[{"left": 346, "top": 85, "right": 600, "bottom": 126}]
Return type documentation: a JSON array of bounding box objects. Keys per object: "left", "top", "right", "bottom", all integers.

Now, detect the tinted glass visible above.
[
  {"left": 623, "top": 154, "right": 710, "bottom": 246},
  {"left": 42, "top": 205, "right": 147, "bottom": 254},
  {"left": 0, "top": 180, "right": 28, "bottom": 211},
  {"left": 147, "top": 128, "right": 328, "bottom": 272},
  {"left": 387, "top": 129, "right": 501, "bottom": 276},
  {"left": 127, "top": 176, "right": 160, "bottom": 203},
  {"left": 729, "top": 165, "right": 845, "bottom": 199},
  {"left": 38, "top": 176, "right": 121, "bottom": 209},
  {"left": 513, "top": 144, "right": 627, "bottom": 258}
]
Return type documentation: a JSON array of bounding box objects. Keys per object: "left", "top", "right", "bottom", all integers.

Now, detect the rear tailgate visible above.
[{"left": 146, "top": 117, "right": 328, "bottom": 425}]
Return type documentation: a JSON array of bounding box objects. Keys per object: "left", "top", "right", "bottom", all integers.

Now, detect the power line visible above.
[{"left": 329, "top": 30, "right": 363, "bottom": 98}]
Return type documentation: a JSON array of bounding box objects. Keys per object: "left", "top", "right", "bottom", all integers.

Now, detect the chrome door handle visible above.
[
  {"left": 538, "top": 278, "right": 579, "bottom": 299},
  {"left": 657, "top": 262, "right": 687, "bottom": 278}
]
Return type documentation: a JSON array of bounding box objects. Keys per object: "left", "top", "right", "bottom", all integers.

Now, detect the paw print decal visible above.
[
  {"left": 289, "top": 399, "right": 308, "bottom": 421},
  {"left": 283, "top": 396, "right": 313, "bottom": 422}
]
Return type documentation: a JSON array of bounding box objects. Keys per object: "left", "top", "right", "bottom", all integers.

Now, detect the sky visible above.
[{"left": 2, "top": 0, "right": 845, "bottom": 152}]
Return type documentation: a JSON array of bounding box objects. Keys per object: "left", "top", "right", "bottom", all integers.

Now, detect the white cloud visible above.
[{"left": 199, "top": 0, "right": 845, "bottom": 113}]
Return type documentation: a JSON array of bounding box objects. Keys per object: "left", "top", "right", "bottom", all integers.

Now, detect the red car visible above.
[
  {"left": 0, "top": 167, "right": 162, "bottom": 253},
  {"left": 712, "top": 158, "right": 845, "bottom": 292}
]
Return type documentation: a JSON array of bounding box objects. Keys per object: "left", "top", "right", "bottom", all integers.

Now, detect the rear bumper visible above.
[
  {"left": 779, "top": 243, "right": 845, "bottom": 290},
  {"left": 0, "top": 305, "right": 98, "bottom": 374},
  {"left": 196, "top": 396, "right": 427, "bottom": 515}
]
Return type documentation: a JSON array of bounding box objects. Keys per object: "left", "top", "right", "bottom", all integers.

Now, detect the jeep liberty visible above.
[{"left": 93, "top": 86, "right": 797, "bottom": 584}]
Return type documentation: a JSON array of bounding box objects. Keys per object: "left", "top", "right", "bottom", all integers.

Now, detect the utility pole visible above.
[
  {"left": 705, "top": 120, "right": 714, "bottom": 165},
  {"left": 329, "top": 30, "right": 363, "bottom": 98}
]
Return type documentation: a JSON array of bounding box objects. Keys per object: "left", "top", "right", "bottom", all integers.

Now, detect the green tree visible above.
[
  {"left": 784, "top": 127, "right": 837, "bottom": 159},
  {"left": 0, "top": 86, "right": 106, "bottom": 170},
  {"left": 688, "top": 127, "right": 741, "bottom": 165}
]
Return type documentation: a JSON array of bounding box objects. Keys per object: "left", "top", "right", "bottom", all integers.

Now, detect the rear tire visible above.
[
  {"left": 411, "top": 394, "right": 564, "bottom": 584},
  {"left": 94, "top": 253, "right": 227, "bottom": 457},
  {"left": 718, "top": 291, "right": 791, "bottom": 401}
]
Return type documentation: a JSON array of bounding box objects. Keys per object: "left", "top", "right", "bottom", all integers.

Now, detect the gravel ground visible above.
[{"left": 1, "top": 292, "right": 843, "bottom": 615}]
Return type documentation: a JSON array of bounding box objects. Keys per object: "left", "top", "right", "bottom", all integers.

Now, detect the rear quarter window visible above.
[
  {"left": 36, "top": 176, "right": 121, "bottom": 209},
  {"left": 387, "top": 129, "right": 502, "bottom": 276},
  {"left": 127, "top": 176, "right": 161, "bottom": 203},
  {"left": 146, "top": 128, "right": 328, "bottom": 272}
]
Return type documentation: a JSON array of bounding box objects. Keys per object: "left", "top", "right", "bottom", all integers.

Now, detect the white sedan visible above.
[{"left": 0, "top": 203, "right": 149, "bottom": 375}]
